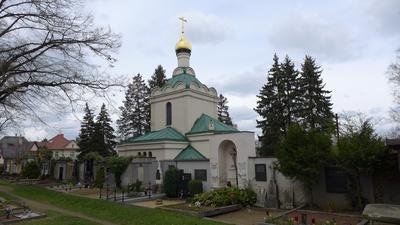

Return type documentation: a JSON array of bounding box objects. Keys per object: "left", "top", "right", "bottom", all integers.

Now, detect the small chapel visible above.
[{"left": 117, "top": 18, "right": 256, "bottom": 191}]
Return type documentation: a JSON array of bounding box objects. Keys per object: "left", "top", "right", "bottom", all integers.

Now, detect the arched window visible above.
[
  {"left": 143, "top": 152, "right": 147, "bottom": 157},
  {"left": 149, "top": 151, "right": 153, "bottom": 157},
  {"left": 166, "top": 102, "right": 172, "bottom": 126},
  {"left": 138, "top": 152, "right": 141, "bottom": 156}
]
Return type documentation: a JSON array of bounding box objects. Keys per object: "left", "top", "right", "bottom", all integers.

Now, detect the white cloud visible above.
[
  {"left": 181, "top": 11, "right": 232, "bottom": 45},
  {"left": 23, "top": 127, "right": 48, "bottom": 141},
  {"left": 267, "top": 12, "right": 356, "bottom": 61},
  {"left": 212, "top": 66, "right": 265, "bottom": 95},
  {"left": 365, "top": 0, "right": 400, "bottom": 37}
]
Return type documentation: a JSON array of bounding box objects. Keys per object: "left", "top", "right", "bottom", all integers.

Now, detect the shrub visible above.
[
  {"left": 133, "top": 179, "right": 142, "bottom": 192},
  {"left": 94, "top": 167, "right": 105, "bottom": 188},
  {"left": 188, "top": 180, "right": 203, "bottom": 197},
  {"left": 164, "top": 167, "right": 180, "bottom": 198},
  {"left": 191, "top": 187, "right": 257, "bottom": 207},
  {"left": 106, "top": 156, "right": 132, "bottom": 188},
  {"left": 21, "top": 161, "right": 40, "bottom": 179}
]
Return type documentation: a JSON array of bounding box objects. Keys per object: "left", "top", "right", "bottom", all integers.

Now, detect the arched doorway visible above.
[{"left": 218, "top": 140, "right": 238, "bottom": 187}]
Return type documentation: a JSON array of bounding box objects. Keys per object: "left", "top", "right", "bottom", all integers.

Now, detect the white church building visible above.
[
  {"left": 116, "top": 20, "right": 309, "bottom": 209},
  {"left": 117, "top": 20, "right": 257, "bottom": 191}
]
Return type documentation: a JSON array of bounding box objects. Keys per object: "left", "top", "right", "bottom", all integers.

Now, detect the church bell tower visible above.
[{"left": 150, "top": 17, "right": 218, "bottom": 134}]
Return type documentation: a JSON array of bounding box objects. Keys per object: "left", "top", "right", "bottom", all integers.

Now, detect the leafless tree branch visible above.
[{"left": 0, "top": 0, "right": 122, "bottom": 132}]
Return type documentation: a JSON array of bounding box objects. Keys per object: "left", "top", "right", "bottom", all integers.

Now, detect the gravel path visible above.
[{"left": 0, "top": 185, "right": 117, "bottom": 225}]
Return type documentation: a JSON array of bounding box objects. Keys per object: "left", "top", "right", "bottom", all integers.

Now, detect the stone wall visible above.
[{"left": 248, "top": 157, "right": 306, "bottom": 208}]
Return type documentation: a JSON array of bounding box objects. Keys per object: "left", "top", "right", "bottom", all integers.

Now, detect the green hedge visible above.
[
  {"left": 21, "top": 161, "right": 40, "bottom": 179},
  {"left": 192, "top": 187, "right": 257, "bottom": 207},
  {"left": 93, "top": 167, "right": 105, "bottom": 188},
  {"left": 188, "top": 180, "right": 203, "bottom": 197},
  {"left": 164, "top": 167, "right": 180, "bottom": 198}
]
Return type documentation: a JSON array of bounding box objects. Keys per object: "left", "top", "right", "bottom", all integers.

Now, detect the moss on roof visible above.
[
  {"left": 188, "top": 114, "right": 238, "bottom": 135},
  {"left": 165, "top": 72, "right": 203, "bottom": 88},
  {"left": 174, "top": 145, "right": 207, "bottom": 161},
  {"left": 122, "top": 127, "right": 188, "bottom": 144}
]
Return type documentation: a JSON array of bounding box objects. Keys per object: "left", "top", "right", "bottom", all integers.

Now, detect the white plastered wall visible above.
[
  {"left": 151, "top": 87, "right": 218, "bottom": 134},
  {"left": 188, "top": 132, "right": 256, "bottom": 189},
  {"left": 116, "top": 141, "right": 188, "bottom": 160}
]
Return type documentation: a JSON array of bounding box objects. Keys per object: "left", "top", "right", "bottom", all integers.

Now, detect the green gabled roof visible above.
[
  {"left": 174, "top": 145, "right": 208, "bottom": 161},
  {"left": 122, "top": 127, "right": 188, "bottom": 144},
  {"left": 165, "top": 72, "right": 203, "bottom": 88},
  {"left": 188, "top": 114, "right": 238, "bottom": 135}
]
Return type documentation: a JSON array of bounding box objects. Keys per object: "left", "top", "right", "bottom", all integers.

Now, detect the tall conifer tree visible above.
[
  {"left": 217, "top": 94, "right": 233, "bottom": 126},
  {"left": 77, "top": 103, "right": 95, "bottom": 158},
  {"left": 117, "top": 74, "right": 150, "bottom": 139},
  {"left": 148, "top": 65, "right": 167, "bottom": 89},
  {"left": 93, "top": 104, "right": 117, "bottom": 156},
  {"left": 255, "top": 54, "right": 285, "bottom": 155},
  {"left": 280, "top": 56, "right": 301, "bottom": 131},
  {"left": 298, "top": 55, "right": 333, "bottom": 132}
]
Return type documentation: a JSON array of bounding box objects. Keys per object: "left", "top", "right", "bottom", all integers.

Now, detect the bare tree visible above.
[
  {"left": 389, "top": 50, "right": 400, "bottom": 135},
  {"left": 0, "top": 0, "right": 121, "bottom": 132}
]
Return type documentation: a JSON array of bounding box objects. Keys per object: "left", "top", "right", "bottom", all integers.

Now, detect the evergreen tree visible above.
[
  {"left": 298, "top": 55, "right": 334, "bottom": 133},
  {"left": 280, "top": 55, "right": 301, "bottom": 130},
  {"left": 148, "top": 65, "right": 167, "bottom": 89},
  {"left": 77, "top": 103, "right": 96, "bottom": 158},
  {"left": 117, "top": 74, "right": 150, "bottom": 139},
  {"left": 93, "top": 104, "right": 117, "bottom": 157},
  {"left": 277, "top": 124, "right": 332, "bottom": 205},
  {"left": 255, "top": 54, "right": 285, "bottom": 155},
  {"left": 217, "top": 94, "right": 233, "bottom": 126}
]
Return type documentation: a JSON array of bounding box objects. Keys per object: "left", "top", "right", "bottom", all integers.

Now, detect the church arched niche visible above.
[
  {"left": 166, "top": 102, "right": 172, "bottom": 126},
  {"left": 218, "top": 140, "right": 238, "bottom": 187}
]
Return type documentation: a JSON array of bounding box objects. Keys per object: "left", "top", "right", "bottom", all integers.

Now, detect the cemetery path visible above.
[{"left": 0, "top": 185, "right": 117, "bottom": 225}]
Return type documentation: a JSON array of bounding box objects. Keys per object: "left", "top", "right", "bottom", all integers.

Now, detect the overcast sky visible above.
[{"left": 14, "top": 0, "right": 400, "bottom": 141}]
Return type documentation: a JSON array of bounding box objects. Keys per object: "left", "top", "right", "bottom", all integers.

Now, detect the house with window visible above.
[
  {"left": 0, "top": 135, "right": 38, "bottom": 174},
  {"left": 41, "top": 134, "right": 79, "bottom": 180}
]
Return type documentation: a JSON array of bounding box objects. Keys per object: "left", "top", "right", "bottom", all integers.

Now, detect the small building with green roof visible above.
[{"left": 116, "top": 23, "right": 256, "bottom": 192}]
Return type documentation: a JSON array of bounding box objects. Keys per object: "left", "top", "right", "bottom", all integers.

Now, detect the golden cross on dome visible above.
[{"left": 179, "top": 16, "right": 187, "bottom": 35}]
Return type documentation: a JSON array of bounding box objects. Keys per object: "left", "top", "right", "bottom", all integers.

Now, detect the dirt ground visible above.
[
  {"left": 210, "top": 207, "right": 272, "bottom": 225},
  {"left": 130, "top": 199, "right": 185, "bottom": 208}
]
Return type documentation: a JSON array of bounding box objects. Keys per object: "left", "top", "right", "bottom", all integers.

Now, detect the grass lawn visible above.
[
  {"left": 18, "top": 211, "right": 101, "bottom": 225},
  {"left": 0, "top": 180, "right": 228, "bottom": 225}
]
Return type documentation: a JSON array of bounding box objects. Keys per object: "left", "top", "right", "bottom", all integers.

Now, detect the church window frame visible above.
[{"left": 166, "top": 102, "right": 172, "bottom": 126}]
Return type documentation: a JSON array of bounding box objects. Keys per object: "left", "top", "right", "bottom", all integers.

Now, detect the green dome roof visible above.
[
  {"left": 165, "top": 72, "right": 203, "bottom": 88},
  {"left": 174, "top": 145, "right": 207, "bottom": 161},
  {"left": 188, "top": 114, "right": 238, "bottom": 134},
  {"left": 122, "top": 127, "right": 188, "bottom": 144}
]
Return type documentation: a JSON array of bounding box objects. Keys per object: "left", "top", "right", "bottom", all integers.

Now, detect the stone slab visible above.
[{"left": 362, "top": 204, "right": 400, "bottom": 224}]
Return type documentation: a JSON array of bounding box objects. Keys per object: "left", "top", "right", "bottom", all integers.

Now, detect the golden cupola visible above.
[
  {"left": 175, "top": 17, "right": 192, "bottom": 52},
  {"left": 173, "top": 17, "right": 196, "bottom": 76},
  {"left": 175, "top": 35, "right": 192, "bottom": 52}
]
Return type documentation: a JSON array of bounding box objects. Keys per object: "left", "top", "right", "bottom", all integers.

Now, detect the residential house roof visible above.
[
  {"left": 188, "top": 114, "right": 238, "bottom": 135},
  {"left": 46, "top": 134, "right": 70, "bottom": 149},
  {"left": 174, "top": 145, "right": 208, "bottom": 161},
  {"left": 0, "top": 136, "right": 32, "bottom": 159}
]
